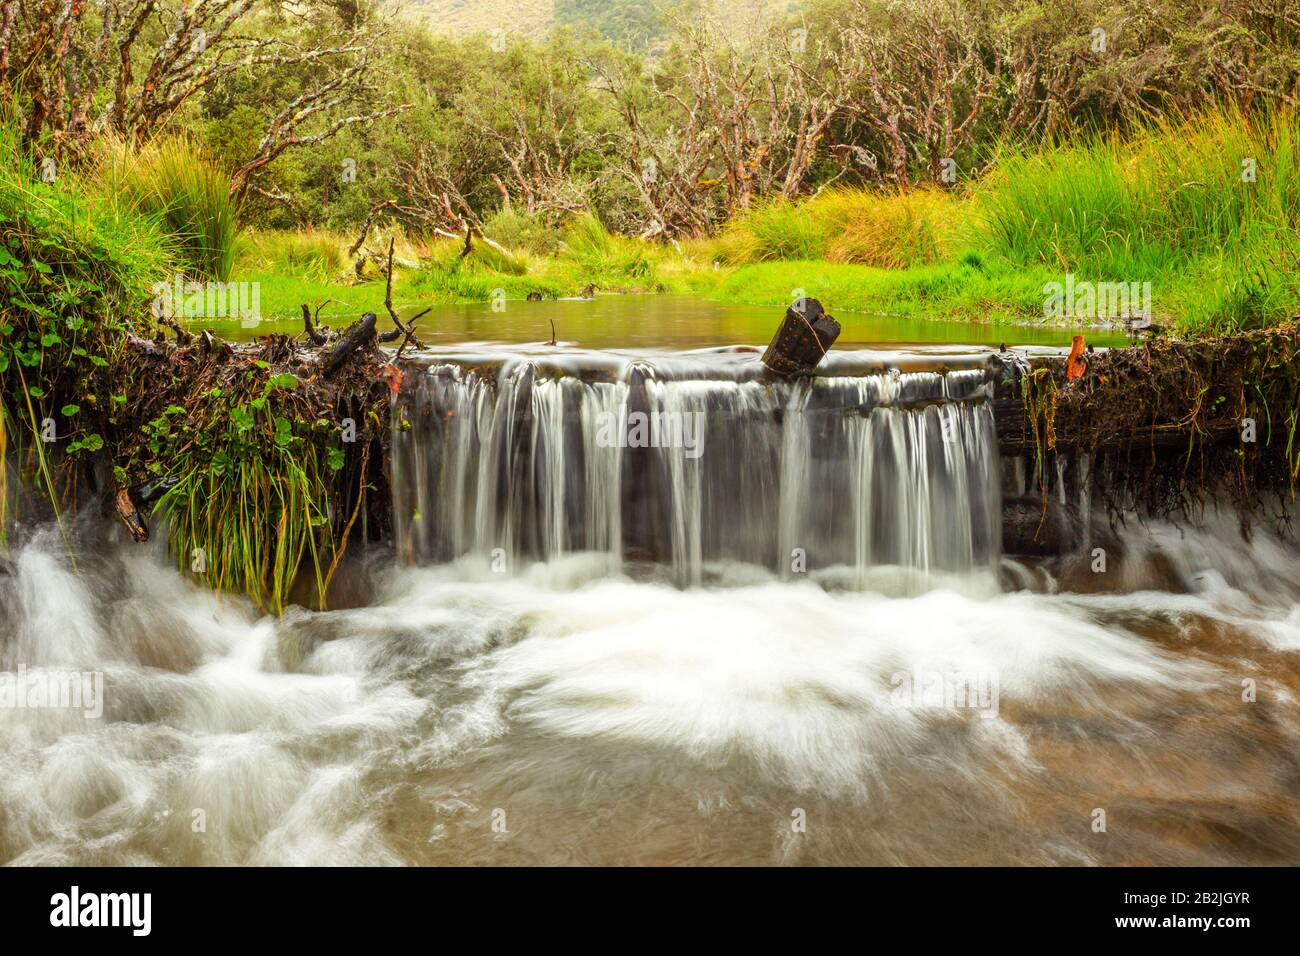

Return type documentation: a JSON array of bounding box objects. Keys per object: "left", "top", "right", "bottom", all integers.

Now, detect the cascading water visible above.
[
  {"left": 4, "top": 339, "right": 1300, "bottom": 867},
  {"left": 390, "top": 349, "right": 1002, "bottom": 586}
]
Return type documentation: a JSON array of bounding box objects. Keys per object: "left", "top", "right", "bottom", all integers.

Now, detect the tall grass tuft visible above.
[
  {"left": 562, "top": 212, "right": 654, "bottom": 282},
  {"left": 243, "top": 228, "right": 348, "bottom": 281},
  {"left": 817, "top": 188, "right": 960, "bottom": 267},
  {"left": 468, "top": 235, "right": 530, "bottom": 276},
  {"left": 975, "top": 104, "right": 1300, "bottom": 275},
  {"left": 712, "top": 188, "right": 961, "bottom": 267},
  {"left": 152, "top": 395, "right": 334, "bottom": 614},
  {"left": 94, "top": 136, "right": 241, "bottom": 281},
  {"left": 712, "top": 199, "right": 824, "bottom": 264}
]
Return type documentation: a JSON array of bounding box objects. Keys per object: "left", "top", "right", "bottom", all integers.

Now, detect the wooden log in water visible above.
[{"left": 761, "top": 298, "right": 841, "bottom": 377}]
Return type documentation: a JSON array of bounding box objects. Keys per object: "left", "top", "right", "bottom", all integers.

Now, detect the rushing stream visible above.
[{"left": 2, "top": 338, "right": 1299, "bottom": 866}]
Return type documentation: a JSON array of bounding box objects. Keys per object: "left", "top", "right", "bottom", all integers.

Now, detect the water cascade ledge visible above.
[{"left": 390, "top": 348, "right": 1003, "bottom": 584}]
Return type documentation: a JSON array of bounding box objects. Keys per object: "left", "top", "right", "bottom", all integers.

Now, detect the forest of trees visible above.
[{"left": 2, "top": 0, "right": 1297, "bottom": 239}]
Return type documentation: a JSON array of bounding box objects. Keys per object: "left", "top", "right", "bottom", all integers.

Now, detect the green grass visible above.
[
  {"left": 703, "top": 104, "right": 1300, "bottom": 335},
  {"left": 0, "top": 120, "right": 172, "bottom": 535},
  {"left": 409, "top": 256, "right": 568, "bottom": 301},
  {"left": 977, "top": 105, "right": 1298, "bottom": 273},
  {"left": 93, "top": 136, "right": 241, "bottom": 281},
  {"left": 712, "top": 198, "right": 826, "bottom": 263},
  {"left": 713, "top": 257, "right": 1059, "bottom": 324},
  {"left": 241, "top": 228, "right": 348, "bottom": 282},
  {"left": 239, "top": 271, "right": 406, "bottom": 323},
  {"left": 557, "top": 213, "right": 657, "bottom": 287},
  {"left": 970, "top": 103, "right": 1300, "bottom": 334}
]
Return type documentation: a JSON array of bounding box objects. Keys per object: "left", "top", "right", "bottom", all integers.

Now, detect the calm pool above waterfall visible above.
[
  {"left": 213, "top": 293, "right": 1135, "bottom": 349},
  {"left": 3, "top": 300, "right": 1298, "bottom": 867}
]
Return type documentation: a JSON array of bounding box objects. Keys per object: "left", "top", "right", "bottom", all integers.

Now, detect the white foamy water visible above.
[
  {"left": 391, "top": 357, "right": 1001, "bottom": 585},
  {"left": 2, "top": 520, "right": 1299, "bottom": 866}
]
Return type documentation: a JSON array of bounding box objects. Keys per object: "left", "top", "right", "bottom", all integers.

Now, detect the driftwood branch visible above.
[
  {"left": 376, "top": 236, "right": 425, "bottom": 351},
  {"left": 323, "top": 311, "right": 377, "bottom": 378},
  {"left": 114, "top": 487, "right": 149, "bottom": 542},
  {"left": 301, "top": 303, "right": 329, "bottom": 345}
]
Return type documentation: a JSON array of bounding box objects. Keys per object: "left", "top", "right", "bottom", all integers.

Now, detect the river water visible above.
[
  {"left": 2, "top": 517, "right": 1298, "bottom": 865},
  {"left": 2, "top": 322, "right": 1298, "bottom": 866},
  {"left": 213, "top": 293, "right": 1134, "bottom": 348}
]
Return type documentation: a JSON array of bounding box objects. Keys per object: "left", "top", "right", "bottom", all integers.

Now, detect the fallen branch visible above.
[
  {"left": 159, "top": 314, "right": 193, "bottom": 345},
  {"left": 430, "top": 223, "right": 515, "bottom": 260},
  {"left": 349, "top": 199, "right": 396, "bottom": 260},
  {"left": 323, "top": 311, "right": 378, "bottom": 378},
  {"left": 378, "top": 236, "right": 425, "bottom": 352},
  {"left": 113, "top": 487, "right": 149, "bottom": 542},
  {"left": 301, "top": 303, "right": 330, "bottom": 345}
]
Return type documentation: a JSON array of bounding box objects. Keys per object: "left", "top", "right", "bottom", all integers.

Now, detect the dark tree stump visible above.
[{"left": 761, "top": 298, "right": 840, "bottom": 377}]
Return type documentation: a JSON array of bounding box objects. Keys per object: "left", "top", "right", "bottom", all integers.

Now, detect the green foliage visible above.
[
  {"left": 466, "top": 237, "right": 530, "bottom": 277},
  {"left": 150, "top": 371, "right": 335, "bottom": 614},
  {"left": 93, "top": 136, "right": 241, "bottom": 280},
  {"left": 0, "top": 120, "right": 169, "bottom": 528},
  {"left": 554, "top": 0, "right": 675, "bottom": 48},
  {"left": 0, "top": 119, "right": 365, "bottom": 610}
]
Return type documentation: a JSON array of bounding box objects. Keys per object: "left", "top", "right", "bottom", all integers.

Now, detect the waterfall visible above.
[{"left": 391, "top": 352, "right": 1002, "bottom": 584}]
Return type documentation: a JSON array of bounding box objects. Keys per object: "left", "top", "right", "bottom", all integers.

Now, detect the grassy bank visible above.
[
  {"left": 229, "top": 104, "right": 1299, "bottom": 337},
  {"left": 710, "top": 257, "right": 1055, "bottom": 323},
  {"left": 236, "top": 213, "right": 695, "bottom": 323},
  {"left": 0, "top": 125, "right": 384, "bottom": 611},
  {"left": 707, "top": 105, "right": 1300, "bottom": 335},
  {"left": 0, "top": 123, "right": 168, "bottom": 540}
]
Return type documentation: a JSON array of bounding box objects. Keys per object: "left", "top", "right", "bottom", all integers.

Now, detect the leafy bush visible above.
[{"left": 0, "top": 121, "right": 170, "bottom": 530}]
